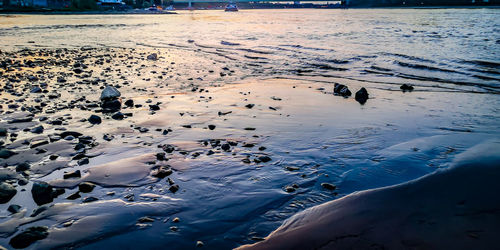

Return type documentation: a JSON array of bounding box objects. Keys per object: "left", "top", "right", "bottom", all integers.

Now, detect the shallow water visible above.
[{"left": 0, "top": 9, "right": 499, "bottom": 249}]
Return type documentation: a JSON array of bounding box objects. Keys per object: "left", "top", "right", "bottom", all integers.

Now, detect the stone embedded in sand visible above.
[
  {"left": 0, "top": 182, "right": 17, "bottom": 204},
  {"left": 15, "top": 162, "right": 30, "bottom": 172},
  {"left": 82, "top": 197, "right": 99, "bottom": 203},
  {"left": 63, "top": 170, "right": 81, "bottom": 179},
  {"left": 258, "top": 156, "right": 272, "bottom": 163},
  {"left": 0, "top": 149, "right": 16, "bottom": 159},
  {"left": 9, "top": 226, "right": 49, "bottom": 249},
  {"left": 333, "top": 83, "right": 351, "bottom": 97},
  {"left": 400, "top": 84, "right": 414, "bottom": 91},
  {"left": 149, "top": 104, "right": 160, "bottom": 111},
  {"left": 152, "top": 166, "right": 173, "bottom": 178},
  {"left": 8, "top": 204, "right": 21, "bottom": 214},
  {"left": 30, "top": 125, "right": 44, "bottom": 134},
  {"left": 79, "top": 182, "right": 95, "bottom": 193},
  {"left": 169, "top": 184, "right": 179, "bottom": 193},
  {"left": 221, "top": 143, "right": 231, "bottom": 151},
  {"left": 31, "top": 182, "right": 56, "bottom": 206},
  {"left": 0, "top": 128, "right": 7, "bottom": 136},
  {"left": 208, "top": 125, "right": 216, "bottom": 130},
  {"left": 124, "top": 99, "right": 134, "bottom": 107},
  {"left": 88, "top": 115, "right": 102, "bottom": 125},
  {"left": 111, "top": 112, "right": 124, "bottom": 120},
  {"left": 147, "top": 53, "right": 158, "bottom": 61}
]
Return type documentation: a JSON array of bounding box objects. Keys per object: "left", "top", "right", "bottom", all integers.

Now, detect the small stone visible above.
[
  {"left": 245, "top": 104, "right": 255, "bottom": 109},
  {"left": 285, "top": 166, "right": 299, "bottom": 171},
  {"left": 31, "top": 182, "right": 54, "bottom": 206},
  {"left": 208, "top": 125, "right": 216, "bottom": 130},
  {"left": 0, "top": 149, "right": 17, "bottom": 159},
  {"left": 321, "top": 183, "right": 336, "bottom": 190},
  {"left": 221, "top": 143, "right": 231, "bottom": 151},
  {"left": 77, "top": 158, "right": 89, "bottom": 165},
  {"left": 333, "top": 83, "right": 351, "bottom": 97},
  {"left": 103, "top": 134, "right": 114, "bottom": 141},
  {"left": 0, "top": 183, "right": 17, "bottom": 204},
  {"left": 30, "top": 125, "right": 44, "bottom": 134},
  {"left": 147, "top": 53, "right": 158, "bottom": 61},
  {"left": 169, "top": 184, "right": 179, "bottom": 193},
  {"left": 66, "top": 192, "right": 81, "bottom": 200},
  {"left": 400, "top": 84, "right": 414, "bottom": 92},
  {"left": 9, "top": 226, "right": 48, "bottom": 249},
  {"left": 257, "top": 156, "right": 272, "bottom": 163},
  {"left": 170, "top": 226, "right": 178, "bottom": 231},
  {"left": 88, "top": 115, "right": 102, "bottom": 125},
  {"left": 196, "top": 241, "right": 204, "bottom": 247},
  {"left": 82, "top": 196, "right": 99, "bottom": 203},
  {"left": 152, "top": 166, "right": 172, "bottom": 178},
  {"left": 63, "top": 170, "right": 81, "bottom": 179},
  {"left": 124, "top": 99, "right": 134, "bottom": 107},
  {"left": 78, "top": 182, "right": 95, "bottom": 193},
  {"left": 149, "top": 105, "right": 160, "bottom": 111},
  {"left": 16, "top": 162, "right": 31, "bottom": 172},
  {"left": 138, "top": 216, "right": 155, "bottom": 223},
  {"left": 30, "top": 87, "right": 42, "bottom": 93},
  {"left": 172, "top": 217, "right": 180, "bottom": 223},
  {"left": 112, "top": 112, "right": 124, "bottom": 120},
  {"left": 284, "top": 186, "right": 296, "bottom": 192},
  {"left": 355, "top": 87, "right": 369, "bottom": 104},
  {"left": 8, "top": 204, "right": 21, "bottom": 214},
  {"left": 100, "top": 86, "right": 121, "bottom": 101}
]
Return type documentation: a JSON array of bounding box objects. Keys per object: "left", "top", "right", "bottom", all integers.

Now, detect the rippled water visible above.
[{"left": 0, "top": 9, "right": 499, "bottom": 249}]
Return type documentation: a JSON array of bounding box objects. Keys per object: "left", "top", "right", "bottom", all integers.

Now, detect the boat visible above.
[{"left": 224, "top": 3, "right": 238, "bottom": 11}]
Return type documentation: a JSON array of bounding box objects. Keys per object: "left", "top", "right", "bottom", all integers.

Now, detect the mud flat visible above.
[{"left": 0, "top": 47, "right": 499, "bottom": 249}]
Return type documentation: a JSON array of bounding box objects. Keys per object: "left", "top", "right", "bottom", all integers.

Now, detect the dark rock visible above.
[
  {"left": 101, "top": 99, "right": 121, "bottom": 112},
  {"left": 8, "top": 117, "right": 33, "bottom": 124},
  {"left": 100, "top": 86, "right": 121, "bottom": 101},
  {"left": 8, "top": 204, "right": 21, "bottom": 214},
  {"left": 63, "top": 170, "right": 81, "bottom": 179},
  {"left": 16, "top": 162, "right": 30, "bottom": 172},
  {"left": 147, "top": 53, "right": 158, "bottom": 61},
  {"left": 124, "top": 99, "right": 134, "bottom": 107},
  {"left": 149, "top": 104, "right": 160, "bottom": 111},
  {"left": 0, "top": 149, "right": 16, "bottom": 159},
  {"left": 82, "top": 196, "right": 98, "bottom": 203},
  {"left": 88, "top": 115, "right": 101, "bottom": 125},
  {"left": 334, "top": 83, "right": 351, "bottom": 97},
  {"left": 78, "top": 182, "right": 95, "bottom": 193},
  {"left": 162, "top": 144, "right": 175, "bottom": 153},
  {"left": 30, "top": 87, "right": 42, "bottom": 93},
  {"left": 31, "top": 182, "right": 54, "bottom": 206},
  {"left": 208, "top": 125, "right": 216, "bottom": 130},
  {"left": 111, "top": 112, "right": 124, "bottom": 120},
  {"left": 152, "top": 166, "right": 173, "bottom": 178},
  {"left": 138, "top": 216, "right": 155, "bottom": 223},
  {"left": 169, "top": 184, "right": 179, "bottom": 193},
  {"left": 59, "top": 131, "right": 82, "bottom": 138},
  {"left": 49, "top": 154, "right": 59, "bottom": 160},
  {"left": 9, "top": 226, "right": 48, "bottom": 249},
  {"left": 258, "top": 146, "right": 267, "bottom": 151},
  {"left": 245, "top": 104, "right": 255, "bottom": 109},
  {"left": 258, "top": 156, "right": 272, "bottom": 163},
  {"left": 103, "top": 134, "right": 114, "bottom": 141},
  {"left": 400, "top": 84, "right": 414, "bottom": 92},
  {"left": 30, "top": 125, "right": 44, "bottom": 134},
  {"left": 31, "top": 205, "right": 49, "bottom": 217},
  {"left": 0, "top": 182, "right": 17, "bottom": 204},
  {"left": 221, "top": 143, "right": 231, "bottom": 151},
  {"left": 0, "top": 128, "right": 7, "bottom": 136},
  {"left": 66, "top": 192, "right": 81, "bottom": 200},
  {"left": 355, "top": 87, "right": 369, "bottom": 104},
  {"left": 321, "top": 182, "right": 336, "bottom": 190}
]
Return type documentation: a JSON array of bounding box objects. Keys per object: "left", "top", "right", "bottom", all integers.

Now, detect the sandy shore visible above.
[{"left": 0, "top": 46, "right": 498, "bottom": 249}]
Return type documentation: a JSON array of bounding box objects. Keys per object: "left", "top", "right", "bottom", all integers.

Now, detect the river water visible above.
[{"left": 0, "top": 9, "right": 499, "bottom": 249}]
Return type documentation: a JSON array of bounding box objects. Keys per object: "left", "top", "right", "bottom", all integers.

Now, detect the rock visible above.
[
  {"left": 9, "top": 226, "right": 49, "bottom": 249},
  {"left": 82, "top": 196, "right": 98, "bottom": 203},
  {"left": 169, "top": 184, "right": 179, "bottom": 193},
  {"left": 30, "top": 125, "right": 44, "bottom": 134},
  {"left": 152, "top": 166, "right": 173, "bottom": 178},
  {"left": 0, "top": 149, "right": 16, "bottom": 159},
  {"left": 149, "top": 104, "right": 160, "bottom": 111},
  {"left": 0, "top": 182, "right": 17, "bottom": 204},
  {"left": 78, "top": 182, "right": 95, "bottom": 193},
  {"left": 208, "top": 125, "right": 216, "bottom": 130},
  {"left": 400, "top": 84, "right": 414, "bottom": 92},
  {"left": 196, "top": 241, "right": 204, "bottom": 247},
  {"left": 221, "top": 143, "right": 231, "bottom": 151},
  {"left": 245, "top": 104, "right": 255, "bottom": 109},
  {"left": 285, "top": 186, "right": 296, "bottom": 192},
  {"left": 355, "top": 87, "right": 369, "bottom": 104},
  {"left": 0, "top": 128, "right": 7, "bottom": 136},
  {"left": 60, "top": 131, "right": 82, "bottom": 138},
  {"left": 172, "top": 217, "right": 180, "bottom": 223},
  {"left": 285, "top": 166, "right": 300, "bottom": 171},
  {"left": 15, "top": 162, "right": 30, "bottom": 172},
  {"left": 334, "top": 83, "right": 351, "bottom": 97},
  {"left": 147, "top": 53, "right": 158, "bottom": 61},
  {"left": 101, "top": 99, "right": 121, "bottom": 112},
  {"left": 321, "top": 182, "right": 336, "bottom": 190},
  {"left": 258, "top": 156, "right": 272, "bottom": 163},
  {"left": 100, "top": 86, "right": 121, "bottom": 101},
  {"left": 138, "top": 216, "right": 155, "bottom": 223},
  {"left": 124, "top": 99, "right": 134, "bottom": 107},
  {"left": 8, "top": 204, "right": 21, "bottom": 214},
  {"left": 66, "top": 192, "right": 81, "bottom": 200},
  {"left": 111, "top": 112, "right": 125, "bottom": 120},
  {"left": 103, "top": 134, "right": 114, "bottom": 141},
  {"left": 30, "top": 87, "right": 42, "bottom": 93},
  {"left": 88, "top": 115, "right": 102, "bottom": 125},
  {"left": 31, "top": 182, "right": 54, "bottom": 206},
  {"left": 63, "top": 170, "right": 81, "bottom": 179}
]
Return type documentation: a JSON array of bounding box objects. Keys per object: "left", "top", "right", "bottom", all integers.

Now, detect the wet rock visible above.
[
  {"left": 334, "top": 83, "right": 351, "bottom": 97},
  {"left": 0, "top": 128, "right": 7, "bottom": 136},
  {"left": 355, "top": 87, "right": 369, "bottom": 104},
  {"left": 63, "top": 170, "right": 81, "bottom": 179},
  {"left": 258, "top": 146, "right": 267, "bottom": 151},
  {"left": 30, "top": 125, "right": 44, "bottom": 134},
  {"left": 147, "top": 53, "right": 158, "bottom": 61},
  {"left": 245, "top": 104, "right": 255, "bottom": 109},
  {"left": 30, "top": 87, "right": 42, "bottom": 93},
  {"left": 400, "top": 84, "right": 414, "bottom": 92},
  {"left": 15, "top": 162, "right": 31, "bottom": 172},
  {"left": 124, "top": 99, "right": 134, "bottom": 107},
  {"left": 0, "top": 182, "right": 17, "bottom": 204},
  {"left": 285, "top": 186, "right": 296, "bottom": 193},
  {"left": 100, "top": 86, "right": 121, "bottom": 101},
  {"left": 0, "top": 149, "right": 17, "bottom": 159},
  {"left": 321, "top": 182, "right": 336, "bottom": 190},
  {"left": 9, "top": 226, "right": 48, "bottom": 249},
  {"left": 31, "top": 206, "right": 49, "bottom": 217},
  {"left": 221, "top": 143, "right": 231, "bottom": 151},
  {"left": 285, "top": 166, "right": 300, "bottom": 171},
  {"left": 169, "top": 184, "right": 179, "bottom": 193},
  {"left": 172, "top": 217, "right": 180, "bottom": 223},
  {"left": 88, "top": 115, "right": 102, "bottom": 125},
  {"left": 152, "top": 166, "right": 173, "bottom": 178},
  {"left": 208, "top": 125, "right": 216, "bottom": 130},
  {"left": 31, "top": 182, "right": 55, "bottom": 206},
  {"left": 103, "top": 134, "right": 114, "bottom": 141},
  {"left": 149, "top": 104, "right": 160, "bottom": 111},
  {"left": 196, "top": 241, "right": 204, "bottom": 247},
  {"left": 83, "top": 196, "right": 99, "bottom": 203},
  {"left": 111, "top": 112, "right": 124, "bottom": 120},
  {"left": 101, "top": 99, "right": 121, "bottom": 112},
  {"left": 258, "top": 156, "right": 272, "bottom": 163},
  {"left": 78, "top": 182, "right": 95, "bottom": 193},
  {"left": 60, "top": 131, "right": 82, "bottom": 138},
  {"left": 66, "top": 192, "right": 81, "bottom": 200},
  {"left": 8, "top": 204, "right": 21, "bottom": 214},
  {"left": 138, "top": 216, "right": 155, "bottom": 223}
]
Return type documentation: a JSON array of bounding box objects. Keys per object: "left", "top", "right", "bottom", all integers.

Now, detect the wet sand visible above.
[{"left": 0, "top": 43, "right": 499, "bottom": 249}]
